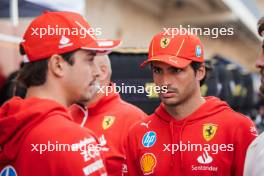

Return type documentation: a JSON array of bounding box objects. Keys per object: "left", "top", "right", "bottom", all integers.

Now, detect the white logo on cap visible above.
[
  {"left": 59, "top": 35, "right": 73, "bottom": 49},
  {"left": 23, "top": 55, "right": 30, "bottom": 63},
  {"left": 169, "top": 58, "right": 178, "bottom": 65},
  {"left": 97, "top": 41, "right": 114, "bottom": 47}
]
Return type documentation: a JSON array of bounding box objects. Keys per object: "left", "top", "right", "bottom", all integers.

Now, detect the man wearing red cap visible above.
[
  {"left": 124, "top": 31, "right": 257, "bottom": 176},
  {"left": 0, "top": 11, "right": 120, "bottom": 176},
  {"left": 70, "top": 55, "right": 146, "bottom": 176}
]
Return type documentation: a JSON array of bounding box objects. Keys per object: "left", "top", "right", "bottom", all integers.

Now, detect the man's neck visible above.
[
  {"left": 25, "top": 85, "right": 69, "bottom": 107},
  {"left": 165, "top": 94, "right": 205, "bottom": 121}
]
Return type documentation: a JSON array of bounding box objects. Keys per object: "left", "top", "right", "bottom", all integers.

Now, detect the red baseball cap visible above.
[
  {"left": 141, "top": 31, "right": 204, "bottom": 68},
  {"left": 21, "top": 11, "right": 121, "bottom": 62}
]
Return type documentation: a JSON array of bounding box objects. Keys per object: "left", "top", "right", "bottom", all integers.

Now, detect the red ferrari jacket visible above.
[
  {"left": 125, "top": 96, "right": 257, "bottom": 176},
  {"left": 0, "top": 97, "right": 107, "bottom": 176},
  {"left": 70, "top": 88, "right": 146, "bottom": 176}
]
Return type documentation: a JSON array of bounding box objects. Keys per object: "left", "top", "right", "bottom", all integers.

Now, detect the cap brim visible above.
[
  {"left": 140, "top": 55, "right": 192, "bottom": 68},
  {"left": 81, "top": 39, "right": 121, "bottom": 55}
]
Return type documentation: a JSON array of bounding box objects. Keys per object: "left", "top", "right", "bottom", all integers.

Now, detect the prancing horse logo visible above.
[{"left": 160, "top": 37, "right": 170, "bottom": 48}]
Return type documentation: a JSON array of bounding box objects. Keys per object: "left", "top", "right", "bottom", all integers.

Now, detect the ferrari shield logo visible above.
[
  {"left": 160, "top": 37, "right": 170, "bottom": 48},
  {"left": 203, "top": 124, "right": 218, "bottom": 141},
  {"left": 102, "top": 116, "right": 115, "bottom": 130}
]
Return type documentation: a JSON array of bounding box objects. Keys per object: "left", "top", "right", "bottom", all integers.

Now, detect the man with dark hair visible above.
[
  {"left": 0, "top": 11, "right": 120, "bottom": 176},
  {"left": 244, "top": 17, "right": 264, "bottom": 176},
  {"left": 124, "top": 32, "right": 257, "bottom": 176},
  {"left": 70, "top": 55, "right": 146, "bottom": 175}
]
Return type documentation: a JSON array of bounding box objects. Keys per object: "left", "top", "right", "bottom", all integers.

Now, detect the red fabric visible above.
[
  {"left": 0, "top": 97, "right": 107, "bottom": 176},
  {"left": 21, "top": 11, "right": 120, "bottom": 62},
  {"left": 70, "top": 87, "right": 146, "bottom": 176},
  {"left": 141, "top": 32, "right": 204, "bottom": 68},
  {"left": 124, "top": 96, "right": 257, "bottom": 176}
]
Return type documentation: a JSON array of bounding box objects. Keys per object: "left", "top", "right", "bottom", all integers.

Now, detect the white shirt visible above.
[{"left": 244, "top": 132, "right": 264, "bottom": 176}]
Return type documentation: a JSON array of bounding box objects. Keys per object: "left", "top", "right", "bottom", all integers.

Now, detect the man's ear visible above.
[
  {"left": 48, "top": 55, "right": 67, "bottom": 77},
  {"left": 196, "top": 63, "right": 206, "bottom": 81}
]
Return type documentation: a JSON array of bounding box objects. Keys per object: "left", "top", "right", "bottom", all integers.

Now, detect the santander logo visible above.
[{"left": 197, "top": 150, "right": 213, "bottom": 164}]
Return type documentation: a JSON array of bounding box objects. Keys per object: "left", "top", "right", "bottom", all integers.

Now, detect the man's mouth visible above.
[{"left": 161, "top": 90, "right": 177, "bottom": 98}]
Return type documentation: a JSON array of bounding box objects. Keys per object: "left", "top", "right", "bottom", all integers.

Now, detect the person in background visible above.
[
  {"left": 244, "top": 16, "right": 264, "bottom": 176},
  {"left": 70, "top": 54, "right": 146, "bottom": 176}
]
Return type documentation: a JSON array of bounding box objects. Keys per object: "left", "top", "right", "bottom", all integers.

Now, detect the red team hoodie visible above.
[
  {"left": 71, "top": 84, "right": 146, "bottom": 175},
  {"left": 125, "top": 96, "right": 257, "bottom": 176},
  {"left": 0, "top": 97, "right": 107, "bottom": 176}
]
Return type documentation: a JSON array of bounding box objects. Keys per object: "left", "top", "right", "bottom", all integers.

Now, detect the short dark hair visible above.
[
  {"left": 190, "top": 61, "right": 207, "bottom": 85},
  {"left": 190, "top": 61, "right": 203, "bottom": 73},
  {"left": 16, "top": 45, "right": 77, "bottom": 88},
  {"left": 258, "top": 17, "right": 264, "bottom": 37},
  {"left": 0, "top": 71, "right": 26, "bottom": 105}
]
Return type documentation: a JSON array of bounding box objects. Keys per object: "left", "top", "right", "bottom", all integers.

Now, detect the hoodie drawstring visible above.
[
  {"left": 76, "top": 104, "right": 88, "bottom": 127},
  {"left": 169, "top": 121, "right": 175, "bottom": 171},
  {"left": 179, "top": 120, "right": 188, "bottom": 175},
  {"left": 170, "top": 119, "right": 188, "bottom": 175}
]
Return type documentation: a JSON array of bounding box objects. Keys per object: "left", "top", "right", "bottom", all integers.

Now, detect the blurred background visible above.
[{"left": 1, "top": 0, "right": 264, "bottom": 132}]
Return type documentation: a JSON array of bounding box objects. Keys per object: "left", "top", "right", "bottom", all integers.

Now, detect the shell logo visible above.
[{"left": 140, "top": 153, "right": 157, "bottom": 175}]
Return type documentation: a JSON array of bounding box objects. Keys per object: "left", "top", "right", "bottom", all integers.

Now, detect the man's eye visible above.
[
  {"left": 153, "top": 68, "right": 161, "bottom": 74},
  {"left": 85, "top": 56, "right": 94, "bottom": 62},
  {"left": 171, "top": 68, "right": 182, "bottom": 73}
]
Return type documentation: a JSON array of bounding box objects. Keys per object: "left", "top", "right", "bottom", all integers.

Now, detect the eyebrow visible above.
[
  {"left": 84, "top": 50, "right": 96, "bottom": 56},
  {"left": 151, "top": 65, "right": 160, "bottom": 69}
]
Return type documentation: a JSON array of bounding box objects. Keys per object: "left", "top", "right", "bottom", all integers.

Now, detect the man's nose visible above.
[
  {"left": 256, "top": 54, "right": 264, "bottom": 69},
  {"left": 161, "top": 74, "right": 173, "bottom": 87},
  {"left": 92, "top": 62, "right": 100, "bottom": 79}
]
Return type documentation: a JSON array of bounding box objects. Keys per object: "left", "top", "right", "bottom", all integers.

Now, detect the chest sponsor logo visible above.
[
  {"left": 142, "top": 131, "right": 157, "bottom": 148},
  {"left": 140, "top": 153, "right": 157, "bottom": 175},
  {"left": 82, "top": 159, "right": 105, "bottom": 176},
  {"left": 140, "top": 120, "right": 151, "bottom": 128},
  {"left": 203, "top": 123, "right": 218, "bottom": 141},
  {"left": 102, "top": 116, "right": 115, "bottom": 130},
  {"left": 192, "top": 151, "right": 218, "bottom": 172},
  {"left": 0, "top": 166, "right": 17, "bottom": 176},
  {"left": 197, "top": 150, "right": 213, "bottom": 164}
]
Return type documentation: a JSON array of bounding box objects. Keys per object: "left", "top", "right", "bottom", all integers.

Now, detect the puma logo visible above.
[{"left": 140, "top": 120, "right": 151, "bottom": 128}]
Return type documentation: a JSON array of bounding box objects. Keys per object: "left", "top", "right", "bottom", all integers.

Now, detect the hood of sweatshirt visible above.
[
  {"left": 154, "top": 96, "right": 232, "bottom": 174},
  {"left": 0, "top": 97, "right": 71, "bottom": 166},
  {"left": 155, "top": 96, "right": 231, "bottom": 124}
]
